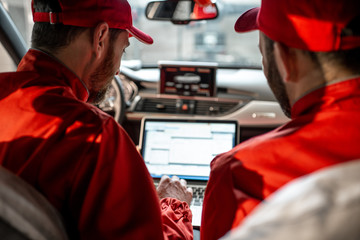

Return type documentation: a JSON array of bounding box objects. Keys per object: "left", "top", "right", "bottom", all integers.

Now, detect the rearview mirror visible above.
[{"left": 145, "top": 0, "right": 218, "bottom": 24}]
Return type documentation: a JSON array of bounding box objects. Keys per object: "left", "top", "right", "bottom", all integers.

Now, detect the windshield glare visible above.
[{"left": 2, "top": 0, "right": 261, "bottom": 69}]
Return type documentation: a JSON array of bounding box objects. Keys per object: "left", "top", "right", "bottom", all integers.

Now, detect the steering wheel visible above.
[{"left": 96, "top": 75, "right": 126, "bottom": 124}]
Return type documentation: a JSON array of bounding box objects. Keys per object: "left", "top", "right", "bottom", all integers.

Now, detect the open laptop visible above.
[{"left": 139, "top": 117, "right": 239, "bottom": 227}]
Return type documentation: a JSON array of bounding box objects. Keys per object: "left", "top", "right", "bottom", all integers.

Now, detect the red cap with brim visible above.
[
  {"left": 127, "top": 26, "right": 153, "bottom": 45},
  {"left": 234, "top": 0, "right": 360, "bottom": 52},
  {"left": 32, "top": 0, "right": 153, "bottom": 45},
  {"left": 234, "top": 7, "right": 259, "bottom": 33}
]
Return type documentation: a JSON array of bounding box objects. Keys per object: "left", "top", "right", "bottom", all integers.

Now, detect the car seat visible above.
[{"left": 0, "top": 166, "right": 68, "bottom": 240}]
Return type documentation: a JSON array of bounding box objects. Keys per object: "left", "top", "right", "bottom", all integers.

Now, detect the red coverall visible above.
[
  {"left": 201, "top": 77, "right": 360, "bottom": 240},
  {"left": 0, "top": 49, "right": 193, "bottom": 240}
]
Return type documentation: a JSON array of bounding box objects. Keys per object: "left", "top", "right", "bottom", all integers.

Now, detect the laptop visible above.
[{"left": 139, "top": 117, "right": 239, "bottom": 227}]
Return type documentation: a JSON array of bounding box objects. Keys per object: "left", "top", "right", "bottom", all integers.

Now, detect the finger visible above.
[
  {"left": 186, "top": 187, "right": 193, "bottom": 205},
  {"left": 159, "top": 175, "right": 170, "bottom": 185},
  {"left": 160, "top": 175, "right": 170, "bottom": 181},
  {"left": 171, "top": 175, "right": 180, "bottom": 182},
  {"left": 180, "top": 178, "right": 187, "bottom": 187}
]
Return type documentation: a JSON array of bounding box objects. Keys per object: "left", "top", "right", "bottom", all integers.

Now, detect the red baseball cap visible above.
[
  {"left": 32, "top": 0, "right": 153, "bottom": 45},
  {"left": 234, "top": 0, "right": 360, "bottom": 51}
]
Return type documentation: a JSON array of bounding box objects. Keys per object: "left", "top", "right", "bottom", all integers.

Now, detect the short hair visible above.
[
  {"left": 314, "top": 15, "right": 360, "bottom": 75},
  {"left": 315, "top": 49, "right": 360, "bottom": 76},
  {"left": 31, "top": 0, "right": 124, "bottom": 53},
  {"left": 312, "top": 14, "right": 360, "bottom": 75}
]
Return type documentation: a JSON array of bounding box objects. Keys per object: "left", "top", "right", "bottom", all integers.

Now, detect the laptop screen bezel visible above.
[{"left": 139, "top": 117, "right": 239, "bottom": 180}]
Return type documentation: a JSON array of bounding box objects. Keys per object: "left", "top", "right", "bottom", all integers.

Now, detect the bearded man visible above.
[
  {"left": 201, "top": 0, "right": 360, "bottom": 239},
  {"left": 0, "top": 0, "right": 193, "bottom": 239}
]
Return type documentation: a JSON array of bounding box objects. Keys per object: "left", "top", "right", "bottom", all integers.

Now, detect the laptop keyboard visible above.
[
  {"left": 190, "top": 185, "right": 206, "bottom": 206},
  {"left": 189, "top": 185, "right": 206, "bottom": 227}
]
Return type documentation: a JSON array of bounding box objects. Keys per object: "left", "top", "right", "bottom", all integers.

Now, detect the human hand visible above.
[{"left": 157, "top": 175, "right": 193, "bottom": 206}]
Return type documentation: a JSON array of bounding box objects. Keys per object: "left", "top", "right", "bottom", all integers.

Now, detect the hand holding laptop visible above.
[{"left": 157, "top": 175, "right": 193, "bottom": 205}]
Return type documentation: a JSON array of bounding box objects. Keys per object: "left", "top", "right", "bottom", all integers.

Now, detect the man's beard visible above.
[
  {"left": 88, "top": 45, "right": 116, "bottom": 105},
  {"left": 265, "top": 52, "right": 292, "bottom": 118}
]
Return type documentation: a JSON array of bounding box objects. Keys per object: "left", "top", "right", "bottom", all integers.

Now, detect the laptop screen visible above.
[{"left": 140, "top": 118, "right": 238, "bottom": 181}]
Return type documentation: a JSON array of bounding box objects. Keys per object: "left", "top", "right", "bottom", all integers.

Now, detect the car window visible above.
[
  {"left": 0, "top": 0, "right": 261, "bottom": 69},
  {"left": 0, "top": 0, "right": 32, "bottom": 72},
  {"left": 125, "top": 0, "right": 261, "bottom": 68},
  {"left": 0, "top": 43, "right": 16, "bottom": 72},
  {"left": 0, "top": 0, "right": 261, "bottom": 68}
]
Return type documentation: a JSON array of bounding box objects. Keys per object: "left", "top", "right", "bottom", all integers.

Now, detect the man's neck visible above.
[{"left": 291, "top": 72, "right": 360, "bottom": 106}]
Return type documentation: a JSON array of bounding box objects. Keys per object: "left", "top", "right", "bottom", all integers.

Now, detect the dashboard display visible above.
[{"left": 159, "top": 61, "right": 218, "bottom": 97}]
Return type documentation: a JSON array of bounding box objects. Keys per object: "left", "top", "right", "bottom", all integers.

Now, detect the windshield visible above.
[
  {"left": 127, "top": 0, "right": 261, "bottom": 68},
  {"left": 1, "top": 0, "right": 261, "bottom": 69}
]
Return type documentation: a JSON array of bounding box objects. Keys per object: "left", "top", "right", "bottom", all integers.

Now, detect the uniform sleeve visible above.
[
  {"left": 43, "top": 116, "right": 192, "bottom": 239},
  {"left": 201, "top": 151, "right": 262, "bottom": 240},
  {"left": 160, "top": 198, "right": 193, "bottom": 240},
  {"left": 69, "top": 118, "right": 165, "bottom": 239}
]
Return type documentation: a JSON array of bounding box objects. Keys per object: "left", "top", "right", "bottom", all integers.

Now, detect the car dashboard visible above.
[{"left": 115, "top": 63, "right": 289, "bottom": 145}]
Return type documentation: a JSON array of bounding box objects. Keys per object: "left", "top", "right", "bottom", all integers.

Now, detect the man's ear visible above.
[
  {"left": 92, "top": 22, "right": 110, "bottom": 60},
  {"left": 274, "top": 42, "right": 297, "bottom": 83}
]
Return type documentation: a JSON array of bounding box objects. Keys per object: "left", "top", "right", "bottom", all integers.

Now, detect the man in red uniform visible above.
[
  {"left": 201, "top": 0, "right": 360, "bottom": 239},
  {"left": 0, "top": 0, "right": 193, "bottom": 239}
]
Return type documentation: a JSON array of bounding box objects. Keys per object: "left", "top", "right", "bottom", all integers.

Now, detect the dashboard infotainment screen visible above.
[{"left": 159, "top": 61, "right": 218, "bottom": 97}]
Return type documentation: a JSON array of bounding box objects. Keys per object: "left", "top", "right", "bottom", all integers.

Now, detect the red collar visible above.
[
  {"left": 17, "top": 49, "right": 89, "bottom": 102},
  {"left": 291, "top": 77, "right": 360, "bottom": 118}
]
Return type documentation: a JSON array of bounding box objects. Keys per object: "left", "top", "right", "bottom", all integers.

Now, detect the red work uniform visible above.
[
  {"left": 0, "top": 49, "right": 193, "bottom": 240},
  {"left": 201, "top": 77, "right": 360, "bottom": 240}
]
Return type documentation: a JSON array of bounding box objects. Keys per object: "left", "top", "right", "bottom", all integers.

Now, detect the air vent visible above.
[
  {"left": 135, "top": 98, "right": 178, "bottom": 114},
  {"left": 135, "top": 97, "right": 243, "bottom": 115},
  {"left": 195, "top": 101, "right": 239, "bottom": 115}
]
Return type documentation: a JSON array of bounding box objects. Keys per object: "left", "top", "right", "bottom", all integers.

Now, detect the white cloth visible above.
[{"left": 221, "top": 160, "right": 360, "bottom": 240}]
